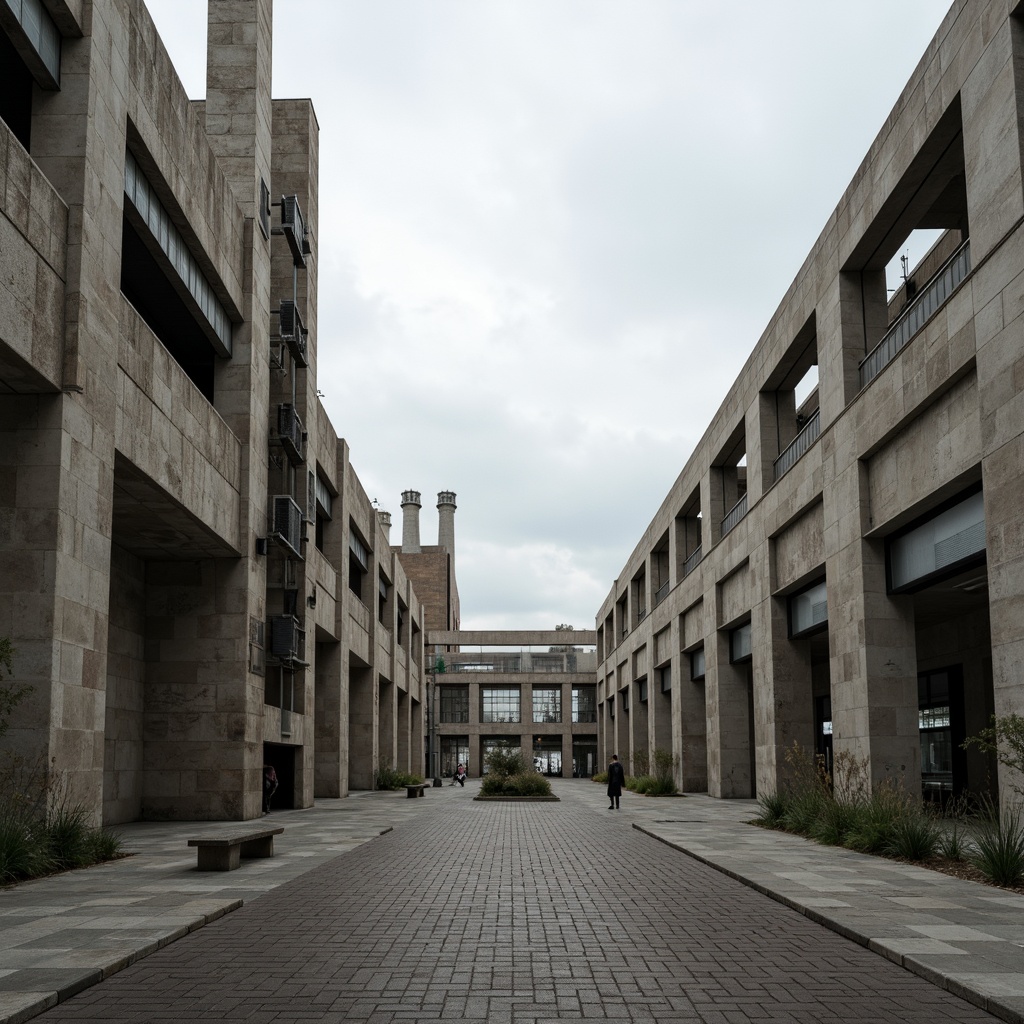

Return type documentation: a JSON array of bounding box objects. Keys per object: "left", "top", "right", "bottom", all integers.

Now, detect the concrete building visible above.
[
  {"left": 596, "top": 0, "right": 1024, "bottom": 804},
  {"left": 428, "top": 630, "right": 598, "bottom": 779},
  {"left": 0, "top": 0, "right": 426, "bottom": 822}
]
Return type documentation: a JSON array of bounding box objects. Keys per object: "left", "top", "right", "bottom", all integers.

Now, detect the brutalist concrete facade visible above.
[
  {"left": 0, "top": 0, "right": 426, "bottom": 823},
  {"left": 597, "top": 0, "right": 1024, "bottom": 803},
  {"left": 427, "top": 630, "right": 598, "bottom": 779}
]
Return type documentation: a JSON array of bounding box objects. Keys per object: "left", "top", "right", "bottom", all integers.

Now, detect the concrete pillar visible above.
[
  {"left": 401, "top": 490, "right": 421, "bottom": 553},
  {"left": 706, "top": 629, "right": 754, "bottom": 799},
  {"left": 437, "top": 491, "right": 457, "bottom": 555}
]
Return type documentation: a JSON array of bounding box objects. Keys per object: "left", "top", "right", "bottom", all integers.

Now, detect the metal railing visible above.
[
  {"left": 860, "top": 240, "right": 971, "bottom": 389},
  {"left": 683, "top": 545, "right": 703, "bottom": 577},
  {"left": 773, "top": 408, "right": 821, "bottom": 481},
  {"left": 654, "top": 580, "right": 670, "bottom": 606},
  {"left": 721, "top": 493, "right": 748, "bottom": 537}
]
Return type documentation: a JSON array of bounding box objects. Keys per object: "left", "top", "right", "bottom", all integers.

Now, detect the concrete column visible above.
[
  {"left": 401, "top": 490, "right": 421, "bottom": 553},
  {"left": 706, "top": 628, "right": 754, "bottom": 799},
  {"left": 348, "top": 662, "right": 374, "bottom": 788},
  {"left": 314, "top": 640, "right": 343, "bottom": 797},
  {"left": 437, "top": 491, "right": 456, "bottom": 555},
  {"left": 756, "top": 593, "right": 815, "bottom": 794}
]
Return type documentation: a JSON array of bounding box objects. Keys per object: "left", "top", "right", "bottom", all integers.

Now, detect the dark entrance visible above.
[
  {"left": 263, "top": 742, "right": 297, "bottom": 811},
  {"left": 918, "top": 665, "right": 966, "bottom": 805}
]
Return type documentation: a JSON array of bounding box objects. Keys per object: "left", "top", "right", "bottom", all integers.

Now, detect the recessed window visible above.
[
  {"left": 572, "top": 686, "right": 596, "bottom": 723},
  {"left": 481, "top": 687, "right": 520, "bottom": 724},
  {"left": 690, "top": 649, "right": 705, "bottom": 681},
  {"left": 729, "top": 623, "right": 752, "bottom": 663},
  {"left": 789, "top": 579, "right": 828, "bottom": 638},
  {"left": 532, "top": 687, "right": 561, "bottom": 723},
  {"left": 440, "top": 686, "right": 469, "bottom": 724}
]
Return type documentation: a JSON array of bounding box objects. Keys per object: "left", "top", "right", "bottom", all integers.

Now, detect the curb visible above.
[{"left": 632, "top": 824, "right": 1022, "bottom": 1024}]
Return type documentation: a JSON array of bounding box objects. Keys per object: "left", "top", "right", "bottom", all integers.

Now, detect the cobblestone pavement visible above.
[{"left": 30, "top": 784, "right": 1002, "bottom": 1024}]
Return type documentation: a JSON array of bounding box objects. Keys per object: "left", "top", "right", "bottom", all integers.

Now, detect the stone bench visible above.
[
  {"left": 405, "top": 783, "right": 429, "bottom": 798},
  {"left": 188, "top": 826, "right": 285, "bottom": 871}
]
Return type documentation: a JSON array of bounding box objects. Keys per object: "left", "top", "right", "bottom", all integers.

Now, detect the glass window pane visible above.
[
  {"left": 532, "top": 687, "right": 561, "bottom": 723},
  {"left": 481, "top": 687, "right": 520, "bottom": 724}
]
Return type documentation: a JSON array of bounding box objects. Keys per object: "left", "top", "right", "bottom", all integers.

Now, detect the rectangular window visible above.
[
  {"left": 889, "top": 490, "right": 985, "bottom": 592},
  {"left": 621, "top": 688, "right": 629, "bottom": 712},
  {"left": 789, "top": 579, "right": 828, "bottom": 638},
  {"left": 481, "top": 687, "right": 520, "bottom": 724},
  {"left": 348, "top": 527, "right": 369, "bottom": 601},
  {"left": 690, "top": 649, "right": 705, "bottom": 681},
  {"left": 378, "top": 573, "right": 390, "bottom": 624},
  {"left": 638, "top": 678, "right": 648, "bottom": 702},
  {"left": 440, "top": 686, "right": 469, "bottom": 724},
  {"left": 572, "top": 686, "right": 596, "bottom": 723},
  {"left": 660, "top": 665, "right": 673, "bottom": 692},
  {"left": 730, "top": 623, "right": 752, "bottom": 663},
  {"left": 608, "top": 696, "right": 615, "bottom": 720},
  {"left": 532, "top": 687, "right": 561, "bottom": 723}
]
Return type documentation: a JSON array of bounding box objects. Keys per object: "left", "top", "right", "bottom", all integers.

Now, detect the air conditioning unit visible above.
[
  {"left": 278, "top": 195, "right": 308, "bottom": 268},
  {"left": 269, "top": 614, "right": 308, "bottom": 666},
  {"left": 278, "top": 300, "right": 309, "bottom": 367},
  {"left": 275, "top": 404, "right": 305, "bottom": 466},
  {"left": 270, "top": 495, "right": 304, "bottom": 558}
]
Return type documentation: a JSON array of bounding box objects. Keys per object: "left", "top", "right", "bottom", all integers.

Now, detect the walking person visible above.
[{"left": 607, "top": 753, "right": 625, "bottom": 810}]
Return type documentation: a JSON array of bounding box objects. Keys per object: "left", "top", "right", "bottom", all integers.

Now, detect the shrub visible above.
[
  {"left": 971, "top": 802, "right": 1024, "bottom": 888},
  {"left": 484, "top": 747, "right": 529, "bottom": 779},
  {"left": 480, "top": 770, "right": 552, "bottom": 797},
  {"left": 753, "top": 790, "right": 789, "bottom": 828},
  {"left": 591, "top": 771, "right": 608, "bottom": 785},
  {"left": 44, "top": 805, "right": 96, "bottom": 871},
  {"left": 631, "top": 750, "right": 650, "bottom": 778},
  {"left": 809, "top": 798, "right": 862, "bottom": 847},
  {"left": 374, "top": 764, "right": 424, "bottom": 790},
  {"left": 885, "top": 812, "right": 941, "bottom": 861},
  {"left": 628, "top": 775, "right": 653, "bottom": 794},
  {"left": 843, "top": 782, "right": 910, "bottom": 854},
  {"left": 652, "top": 748, "right": 677, "bottom": 786},
  {"left": 938, "top": 795, "right": 971, "bottom": 862},
  {"left": 0, "top": 813, "right": 50, "bottom": 884}
]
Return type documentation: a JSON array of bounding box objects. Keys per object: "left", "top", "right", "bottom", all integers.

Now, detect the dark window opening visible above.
[
  {"left": 0, "top": 31, "right": 33, "bottom": 151},
  {"left": 120, "top": 215, "right": 217, "bottom": 401}
]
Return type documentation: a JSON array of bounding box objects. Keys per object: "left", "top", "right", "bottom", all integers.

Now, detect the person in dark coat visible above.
[{"left": 607, "top": 754, "right": 625, "bottom": 810}]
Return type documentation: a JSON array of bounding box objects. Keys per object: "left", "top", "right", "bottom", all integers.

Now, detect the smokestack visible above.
[
  {"left": 377, "top": 509, "right": 392, "bottom": 543},
  {"left": 400, "top": 490, "right": 422, "bottom": 553},
  {"left": 437, "top": 491, "right": 457, "bottom": 556}
]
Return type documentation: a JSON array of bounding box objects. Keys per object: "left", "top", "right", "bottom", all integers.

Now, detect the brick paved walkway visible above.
[{"left": 35, "top": 793, "right": 1000, "bottom": 1024}]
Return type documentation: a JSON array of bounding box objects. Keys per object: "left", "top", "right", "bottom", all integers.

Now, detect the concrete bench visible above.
[
  {"left": 188, "top": 826, "right": 285, "bottom": 871},
  {"left": 406, "top": 783, "right": 429, "bottom": 798}
]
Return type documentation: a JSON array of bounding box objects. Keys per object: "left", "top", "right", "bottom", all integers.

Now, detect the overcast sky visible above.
[{"left": 144, "top": 0, "right": 950, "bottom": 633}]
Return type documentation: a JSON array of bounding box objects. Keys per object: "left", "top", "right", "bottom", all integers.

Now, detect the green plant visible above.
[
  {"left": 809, "top": 798, "right": 862, "bottom": 846},
  {"left": 628, "top": 775, "right": 653, "bottom": 794},
  {"left": 592, "top": 771, "right": 608, "bottom": 784},
  {"left": 970, "top": 802, "right": 1024, "bottom": 888},
  {"left": 938, "top": 795, "right": 972, "bottom": 862},
  {"left": 631, "top": 750, "right": 650, "bottom": 778},
  {"left": 652, "top": 748, "right": 677, "bottom": 786},
  {"left": 843, "top": 781, "right": 911, "bottom": 854},
  {"left": 373, "top": 764, "right": 424, "bottom": 790},
  {"left": 753, "top": 790, "right": 789, "bottom": 828},
  {"left": 885, "top": 812, "right": 941, "bottom": 861},
  {"left": 0, "top": 813, "right": 51, "bottom": 884},
  {"left": 484, "top": 747, "right": 529, "bottom": 779},
  {"left": 44, "top": 805, "right": 96, "bottom": 871},
  {"left": 480, "top": 770, "right": 552, "bottom": 797},
  {"left": 963, "top": 714, "right": 1024, "bottom": 798},
  {"left": 88, "top": 828, "right": 123, "bottom": 862}
]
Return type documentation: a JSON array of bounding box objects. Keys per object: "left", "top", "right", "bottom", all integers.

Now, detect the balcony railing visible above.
[
  {"left": 654, "top": 579, "right": 670, "bottom": 606},
  {"left": 722, "top": 493, "right": 748, "bottom": 538},
  {"left": 683, "top": 545, "right": 703, "bottom": 577},
  {"left": 860, "top": 240, "right": 971, "bottom": 389},
  {"left": 773, "top": 408, "right": 821, "bottom": 481}
]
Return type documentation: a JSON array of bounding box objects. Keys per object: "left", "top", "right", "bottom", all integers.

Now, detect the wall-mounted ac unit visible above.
[
  {"left": 270, "top": 495, "right": 304, "bottom": 558},
  {"left": 278, "top": 195, "right": 309, "bottom": 269},
  {"left": 269, "top": 614, "right": 308, "bottom": 666},
  {"left": 278, "top": 300, "right": 309, "bottom": 367},
  {"left": 276, "top": 404, "right": 305, "bottom": 466}
]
